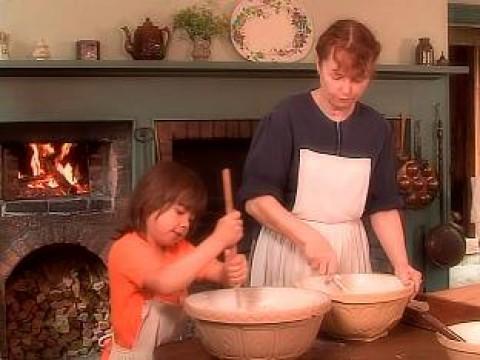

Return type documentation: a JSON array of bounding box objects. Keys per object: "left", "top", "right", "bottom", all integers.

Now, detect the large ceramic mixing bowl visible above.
[
  {"left": 297, "top": 273, "right": 413, "bottom": 341},
  {"left": 437, "top": 321, "right": 480, "bottom": 359},
  {"left": 184, "top": 287, "right": 331, "bottom": 359}
]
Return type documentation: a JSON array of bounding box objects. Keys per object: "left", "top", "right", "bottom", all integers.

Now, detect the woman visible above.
[{"left": 238, "top": 19, "right": 422, "bottom": 293}]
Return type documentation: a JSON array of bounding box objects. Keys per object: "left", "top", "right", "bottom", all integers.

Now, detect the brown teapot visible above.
[{"left": 121, "top": 18, "right": 171, "bottom": 60}]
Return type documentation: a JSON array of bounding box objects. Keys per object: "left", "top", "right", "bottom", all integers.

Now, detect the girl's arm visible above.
[
  {"left": 199, "top": 250, "right": 248, "bottom": 287},
  {"left": 197, "top": 259, "right": 224, "bottom": 283},
  {"left": 246, "top": 195, "right": 338, "bottom": 275},
  {"left": 143, "top": 211, "right": 243, "bottom": 295}
]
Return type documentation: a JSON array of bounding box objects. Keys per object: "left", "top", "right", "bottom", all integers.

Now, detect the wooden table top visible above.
[
  {"left": 156, "top": 323, "right": 462, "bottom": 360},
  {"left": 421, "top": 284, "right": 480, "bottom": 325}
]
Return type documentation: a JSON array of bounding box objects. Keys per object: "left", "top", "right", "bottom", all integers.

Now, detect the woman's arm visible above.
[
  {"left": 370, "top": 209, "right": 408, "bottom": 268},
  {"left": 246, "top": 195, "right": 338, "bottom": 274},
  {"left": 370, "top": 209, "right": 422, "bottom": 293}
]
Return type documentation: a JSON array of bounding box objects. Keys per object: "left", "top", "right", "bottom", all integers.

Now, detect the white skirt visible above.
[{"left": 250, "top": 218, "right": 371, "bottom": 287}]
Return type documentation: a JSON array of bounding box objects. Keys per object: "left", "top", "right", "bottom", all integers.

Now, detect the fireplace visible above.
[
  {"left": 0, "top": 122, "right": 129, "bottom": 214},
  {"left": 3, "top": 141, "right": 93, "bottom": 200},
  {"left": 0, "top": 121, "right": 132, "bottom": 359}
]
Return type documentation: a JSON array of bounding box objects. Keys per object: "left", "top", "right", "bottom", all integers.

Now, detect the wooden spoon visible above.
[
  {"left": 221, "top": 168, "right": 237, "bottom": 256},
  {"left": 398, "top": 112, "right": 410, "bottom": 162},
  {"left": 325, "top": 274, "right": 350, "bottom": 292},
  {"left": 221, "top": 168, "right": 245, "bottom": 309},
  {"left": 332, "top": 275, "right": 350, "bottom": 292},
  {"left": 405, "top": 299, "right": 466, "bottom": 342}
]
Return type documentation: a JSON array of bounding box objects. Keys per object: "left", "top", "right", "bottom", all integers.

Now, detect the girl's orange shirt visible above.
[{"left": 107, "top": 232, "right": 196, "bottom": 349}]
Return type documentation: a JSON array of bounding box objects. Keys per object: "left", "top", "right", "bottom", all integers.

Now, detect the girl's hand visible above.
[
  {"left": 212, "top": 211, "right": 243, "bottom": 249},
  {"left": 301, "top": 228, "right": 338, "bottom": 275},
  {"left": 223, "top": 249, "right": 248, "bottom": 287},
  {"left": 394, "top": 264, "right": 422, "bottom": 297}
]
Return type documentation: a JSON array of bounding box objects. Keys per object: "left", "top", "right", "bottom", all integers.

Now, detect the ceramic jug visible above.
[{"left": 415, "top": 37, "right": 434, "bottom": 65}]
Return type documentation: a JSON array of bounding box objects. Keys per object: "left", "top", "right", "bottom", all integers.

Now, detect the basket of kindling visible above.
[
  {"left": 184, "top": 287, "right": 331, "bottom": 359},
  {"left": 297, "top": 273, "right": 414, "bottom": 342}
]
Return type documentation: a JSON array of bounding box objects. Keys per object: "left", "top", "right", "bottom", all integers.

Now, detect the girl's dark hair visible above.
[
  {"left": 315, "top": 19, "right": 381, "bottom": 79},
  {"left": 118, "top": 161, "right": 207, "bottom": 237}
]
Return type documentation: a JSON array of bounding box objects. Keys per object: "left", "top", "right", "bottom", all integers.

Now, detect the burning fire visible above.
[{"left": 18, "top": 142, "right": 89, "bottom": 195}]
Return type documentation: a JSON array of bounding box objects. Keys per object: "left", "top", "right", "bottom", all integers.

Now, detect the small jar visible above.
[
  {"left": 415, "top": 37, "right": 434, "bottom": 65},
  {"left": 0, "top": 31, "right": 9, "bottom": 60}
]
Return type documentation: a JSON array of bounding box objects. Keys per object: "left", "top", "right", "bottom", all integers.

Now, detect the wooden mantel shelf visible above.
[{"left": 0, "top": 60, "right": 469, "bottom": 79}]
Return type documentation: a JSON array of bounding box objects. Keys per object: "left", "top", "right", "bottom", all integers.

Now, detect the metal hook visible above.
[{"left": 133, "top": 127, "right": 155, "bottom": 143}]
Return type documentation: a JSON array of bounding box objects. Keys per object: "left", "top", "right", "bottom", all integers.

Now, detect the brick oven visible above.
[
  {"left": 155, "top": 119, "right": 257, "bottom": 245},
  {"left": 0, "top": 121, "right": 132, "bottom": 358}
]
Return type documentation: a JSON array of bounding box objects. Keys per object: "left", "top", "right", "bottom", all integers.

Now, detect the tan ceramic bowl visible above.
[
  {"left": 437, "top": 322, "right": 480, "bottom": 359},
  {"left": 297, "top": 273, "right": 413, "bottom": 341},
  {"left": 184, "top": 287, "right": 331, "bottom": 360}
]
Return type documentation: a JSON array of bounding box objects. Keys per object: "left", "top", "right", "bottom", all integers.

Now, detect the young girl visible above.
[{"left": 102, "top": 161, "right": 247, "bottom": 360}]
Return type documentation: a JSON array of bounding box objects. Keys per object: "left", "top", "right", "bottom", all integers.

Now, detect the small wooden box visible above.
[{"left": 76, "top": 40, "right": 100, "bottom": 60}]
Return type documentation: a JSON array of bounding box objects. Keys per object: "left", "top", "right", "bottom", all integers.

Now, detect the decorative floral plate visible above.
[{"left": 231, "top": 0, "right": 314, "bottom": 62}]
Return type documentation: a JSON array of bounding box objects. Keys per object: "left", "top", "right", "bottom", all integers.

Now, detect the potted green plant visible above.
[{"left": 173, "top": 4, "right": 229, "bottom": 60}]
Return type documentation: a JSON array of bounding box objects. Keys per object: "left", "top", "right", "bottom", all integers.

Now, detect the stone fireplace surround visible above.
[
  {"left": 0, "top": 121, "right": 132, "bottom": 358},
  {"left": 0, "top": 60, "right": 467, "bottom": 358}
]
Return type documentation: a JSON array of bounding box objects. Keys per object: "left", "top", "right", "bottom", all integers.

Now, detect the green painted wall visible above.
[
  {"left": 449, "top": 3, "right": 480, "bottom": 25},
  {"left": 0, "top": 62, "right": 467, "bottom": 291}
]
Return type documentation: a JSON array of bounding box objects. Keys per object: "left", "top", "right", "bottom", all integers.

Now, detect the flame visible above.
[
  {"left": 19, "top": 142, "right": 89, "bottom": 195},
  {"left": 55, "top": 143, "right": 77, "bottom": 185}
]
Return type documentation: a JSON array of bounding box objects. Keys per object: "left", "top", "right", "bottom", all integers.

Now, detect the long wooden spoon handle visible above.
[
  {"left": 400, "top": 112, "right": 407, "bottom": 156},
  {"left": 421, "top": 313, "right": 466, "bottom": 342},
  {"left": 222, "top": 168, "right": 234, "bottom": 214},
  {"left": 221, "top": 168, "right": 237, "bottom": 256}
]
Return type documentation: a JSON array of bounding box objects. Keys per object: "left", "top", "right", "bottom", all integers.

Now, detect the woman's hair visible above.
[
  {"left": 315, "top": 19, "right": 381, "bottom": 79},
  {"left": 119, "top": 161, "right": 207, "bottom": 237}
]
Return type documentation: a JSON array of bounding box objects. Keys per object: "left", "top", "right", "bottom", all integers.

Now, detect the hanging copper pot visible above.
[
  {"left": 396, "top": 117, "right": 439, "bottom": 209},
  {"left": 397, "top": 159, "right": 439, "bottom": 209}
]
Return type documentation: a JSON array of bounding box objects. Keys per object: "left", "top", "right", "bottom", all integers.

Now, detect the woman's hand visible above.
[
  {"left": 394, "top": 264, "right": 422, "bottom": 297},
  {"left": 211, "top": 210, "right": 244, "bottom": 249},
  {"left": 223, "top": 249, "right": 248, "bottom": 287},
  {"left": 301, "top": 229, "right": 338, "bottom": 275}
]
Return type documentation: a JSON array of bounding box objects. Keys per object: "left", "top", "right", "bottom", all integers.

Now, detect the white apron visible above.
[
  {"left": 108, "top": 300, "right": 186, "bottom": 360},
  {"left": 250, "top": 150, "right": 372, "bottom": 287}
]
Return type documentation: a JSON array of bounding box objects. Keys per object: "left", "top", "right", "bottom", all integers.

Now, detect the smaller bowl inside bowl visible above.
[
  {"left": 437, "top": 322, "right": 480, "bottom": 359},
  {"left": 297, "top": 273, "right": 413, "bottom": 341}
]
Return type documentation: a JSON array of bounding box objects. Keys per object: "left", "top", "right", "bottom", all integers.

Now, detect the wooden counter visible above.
[
  {"left": 421, "top": 284, "right": 480, "bottom": 325},
  {"left": 156, "top": 324, "right": 459, "bottom": 360}
]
